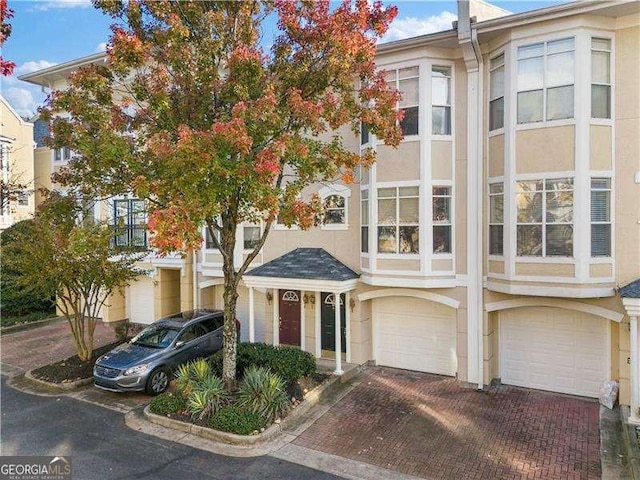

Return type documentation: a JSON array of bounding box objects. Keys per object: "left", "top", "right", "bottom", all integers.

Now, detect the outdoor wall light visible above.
[
  {"left": 266, "top": 291, "right": 273, "bottom": 305},
  {"left": 303, "top": 293, "right": 316, "bottom": 306},
  {"left": 350, "top": 297, "right": 356, "bottom": 312}
]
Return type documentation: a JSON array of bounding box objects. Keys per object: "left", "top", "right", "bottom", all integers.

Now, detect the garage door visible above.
[
  {"left": 127, "top": 276, "right": 155, "bottom": 325},
  {"left": 375, "top": 297, "right": 456, "bottom": 376},
  {"left": 500, "top": 308, "right": 608, "bottom": 398}
]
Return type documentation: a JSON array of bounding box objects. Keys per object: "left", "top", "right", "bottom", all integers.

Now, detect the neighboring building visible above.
[
  {"left": 0, "top": 96, "right": 35, "bottom": 229},
  {"left": 29, "top": 114, "right": 54, "bottom": 207},
  {"left": 19, "top": 0, "right": 640, "bottom": 420}
]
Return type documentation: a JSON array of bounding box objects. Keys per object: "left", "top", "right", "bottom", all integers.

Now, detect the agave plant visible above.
[
  {"left": 174, "top": 363, "right": 193, "bottom": 396},
  {"left": 187, "top": 374, "right": 226, "bottom": 420},
  {"left": 238, "top": 366, "right": 290, "bottom": 424}
]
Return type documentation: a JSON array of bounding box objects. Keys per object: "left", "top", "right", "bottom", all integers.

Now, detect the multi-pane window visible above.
[
  {"left": 591, "top": 178, "right": 611, "bottom": 257},
  {"left": 54, "top": 147, "right": 71, "bottom": 162},
  {"left": 361, "top": 190, "right": 368, "bottom": 254},
  {"left": 205, "top": 226, "right": 219, "bottom": 249},
  {"left": 17, "top": 192, "right": 29, "bottom": 206},
  {"left": 591, "top": 38, "right": 611, "bottom": 119},
  {"left": 386, "top": 67, "right": 419, "bottom": 137},
  {"left": 432, "top": 66, "right": 451, "bottom": 135},
  {"left": 517, "top": 38, "right": 574, "bottom": 123},
  {"left": 114, "top": 199, "right": 146, "bottom": 248},
  {"left": 489, "top": 183, "right": 504, "bottom": 255},
  {"left": 377, "top": 186, "right": 419, "bottom": 254},
  {"left": 243, "top": 225, "right": 261, "bottom": 250},
  {"left": 360, "top": 123, "right": 370, "bottom": 145},
  {"left": 516, "top": 178, "right": 573, "bottom": 257},
  {"left": 433, "top": 186, "right": 452, "bottom": 253},
  {"left": 489, "top": 54, "right": 505, "bottom": 131},
  {"left": 323, "top": 195, "right": 346, "bottom": 225}
]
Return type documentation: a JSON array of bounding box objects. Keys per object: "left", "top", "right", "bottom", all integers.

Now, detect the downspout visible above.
[{"left": 457, "top": 1, "right": 484, "bottom": 390}]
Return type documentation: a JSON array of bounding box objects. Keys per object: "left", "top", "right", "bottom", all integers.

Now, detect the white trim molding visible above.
[
  {"left": 485, "top": 297, "right": 624, "bottom": 322},
  {"left": 358, "top": 288, "right": 460, "bottom": 310}
]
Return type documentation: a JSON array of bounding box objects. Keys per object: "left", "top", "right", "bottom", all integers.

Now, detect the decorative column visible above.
[
  {"left": 334, "top": 290, "right": 343, "bottom": 375},
  {"left": 623, "top": 295, "right": 640, "bottom": 424},
  {"left": 248, "top": 286, "right": 255, "bottom": 343}
]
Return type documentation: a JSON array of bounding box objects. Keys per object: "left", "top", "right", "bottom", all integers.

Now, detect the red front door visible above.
[{"left": 279, "top": 290, "right": 301, "bottom": 346}]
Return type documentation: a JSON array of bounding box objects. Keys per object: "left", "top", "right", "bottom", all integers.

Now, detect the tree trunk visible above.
[{"left": 220, "top": 218, "right": 239, "bottom": 390}]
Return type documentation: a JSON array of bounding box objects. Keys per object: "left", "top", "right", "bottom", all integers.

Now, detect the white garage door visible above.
[
  {"left": 375, "top": 297, "right": 456, "bottom": 376},
  {"left": 127, "top": 276, "right": 155, "bottom": 325},
  {"left": 500, "top": 308, "right": 608, "bottom": 398}
]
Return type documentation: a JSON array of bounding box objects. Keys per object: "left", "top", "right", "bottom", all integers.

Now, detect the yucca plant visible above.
[
  {"left": 238, "top": 366, "right": 290, "bottom": 424},
  {"left": 174, "top": 363, "right": 193, "bottom": 396},
  {"left": 175, "top": 358, "right": 213, "bottom": 396},
  {"left": 187, "top": 374, "right": 226, "bottom": 420}
]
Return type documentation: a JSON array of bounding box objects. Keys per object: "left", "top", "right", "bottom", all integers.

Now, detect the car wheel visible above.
[{"left": 145, "top": 367, "right": 170, "bottom": 395}]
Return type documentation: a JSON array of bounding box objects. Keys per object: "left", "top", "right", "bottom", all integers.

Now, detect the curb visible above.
[
  {"left": 621, "top": 406, "right": 640, "bottom": 479},
  {"left": 24, "top": 369, "right": 93, "bottom": 391},
  {"left": 0, "top": 316, "right": 64, "bottom": 335}
]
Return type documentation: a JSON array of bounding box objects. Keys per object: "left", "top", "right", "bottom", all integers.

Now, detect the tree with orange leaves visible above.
[
  {"left": 1, "top": 0, "right": 15, "bottom": 76},
  {"left": 43, "top": 0, "right": 401, "bottom": 386}
]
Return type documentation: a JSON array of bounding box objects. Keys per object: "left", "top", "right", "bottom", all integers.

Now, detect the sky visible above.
[{"left": 2, "top": 0, "right": 563, "bottom": 119}]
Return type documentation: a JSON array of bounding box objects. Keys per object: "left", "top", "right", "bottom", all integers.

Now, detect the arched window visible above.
[
  {"left": 282, "top": 291, "right": 300, "bottom": 302},
  {"left": 324, "top": 293, "right": 344, "bottom": 306},
  {"left": 319, "top": 184, "right": 351, "bottom": 231}
]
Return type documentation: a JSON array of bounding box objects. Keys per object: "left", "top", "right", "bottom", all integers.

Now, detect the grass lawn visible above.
[{"left": 1, "top": 309, "right": 58, "bottom": 328}]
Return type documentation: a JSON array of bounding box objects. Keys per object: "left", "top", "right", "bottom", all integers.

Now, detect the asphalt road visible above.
[{"left": 0, "top": 375, "right": 341, "bottom": 480}]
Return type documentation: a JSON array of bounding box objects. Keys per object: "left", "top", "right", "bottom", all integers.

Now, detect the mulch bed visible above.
[{"left": 30, "top": 341, "right": 122, "bottom": 384}]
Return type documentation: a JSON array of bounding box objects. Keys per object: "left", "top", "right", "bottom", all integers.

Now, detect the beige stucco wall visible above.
[
  {"left": 432, "top": 141, "right": 452, "bottom": 180},
  {"left": 488, "top": 134, "right": 504, "bottom": 178},
  {"left": 590, "top": 263, "right": 613, "bottom": 278},
  {"left": 432, "top": 258, "right": 453, "bottom": 271},
  {"left": 101, "top": 289, "right": 126, "bottom": 323},
  {"left": 375, "top": 141, "right": 420, "bottom": 182},
  {"left": 590, "top": 125, "right": 612, "bottom": 171},
  {"left": 516, "top": 126, "right": 575, "bottom": 174},
  {"left": 157, "top": 268, "right": 181, "bottom": 317},
  {"left": 33, "top": 147, "right": 52, "bottom": 208},
  {"left": 615, "top": 24, "right": 640, "bottom": 287},
  {"left": 377, "top": 258, "right": 421, "bottom": 271},
  {"left": 515, "top": 262, "right": 575, "bottom": 277},
  {"left": 488, "top": 260, "right": 505, "bottom": 274}
]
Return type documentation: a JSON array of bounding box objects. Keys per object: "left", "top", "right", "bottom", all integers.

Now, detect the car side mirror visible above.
[{"left": 174, "top": 341, "right": 185, "bottom": 349}]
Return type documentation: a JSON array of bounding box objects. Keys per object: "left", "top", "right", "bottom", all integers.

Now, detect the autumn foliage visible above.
[
  {"left": 1, "top": 0, "right": 15, "bottom": 76},
  {"left": 43, "top": 0, "right": 401, "bottom": 384}
]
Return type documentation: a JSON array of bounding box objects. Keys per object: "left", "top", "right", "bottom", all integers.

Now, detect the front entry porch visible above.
[{"left": 243, "top": 248, "right": 359, "bottom": 375}]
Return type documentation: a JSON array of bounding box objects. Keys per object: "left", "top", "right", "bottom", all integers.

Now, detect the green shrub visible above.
[
  {"left": 149, "top": 392, "right": 187, "bottom": 416},
  {"left": 209, "top": 406, "right": 265, "bottom": 435},
  {"left": 238, "top": 366, "right": 290, "bottom": 424},
  {"left": 0, "top": 220, "right": 55, "bottom": 316},
  {"left": 270, "top": 346, "right": 316, "bottom": 384},
  {"left": 208, "top": 343, "right": 316, "bottom": 384},
  {"left": 187, "top": 374, "right": 226, "bottom": 420}
]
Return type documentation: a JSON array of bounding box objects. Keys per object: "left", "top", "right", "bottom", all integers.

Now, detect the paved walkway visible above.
[
  {"left": 294, "top": 366, "right": 601, "bottom": 480},
  {"left": 0, "top": 319, "right": 118, "bottom": 373}
]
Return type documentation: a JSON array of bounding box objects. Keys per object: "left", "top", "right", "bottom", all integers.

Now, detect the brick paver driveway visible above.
[
  {"left": 295, "top": 366, "right": 601, "bottom": 480},
  {"left": 1, "top": 320, "right": 118, "bottom": 372}
]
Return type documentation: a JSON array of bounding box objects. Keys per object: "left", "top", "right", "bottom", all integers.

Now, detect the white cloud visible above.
[
  {"left": 381, "top": 11, "right": 457, "bottom": 43},
  {"left": 16, "top": 60, "right": 57, "bottom": 76},
  {"left": 1, "top": 60, "right": 57, "bottom": 119},
  {"left": 33, "top": 0, "right": 92, "bottom": 11},
  {"left": 95, "top": 42, "right": 107, "bottom": 53}
]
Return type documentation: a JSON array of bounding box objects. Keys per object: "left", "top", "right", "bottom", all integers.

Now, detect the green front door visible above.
[{"left": 320, "top": 292, "right": 346, "bottom": 353}]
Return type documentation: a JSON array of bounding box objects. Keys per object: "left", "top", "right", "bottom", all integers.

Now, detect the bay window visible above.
[
  {"left": 433, "top": 186, "right": 452, "bottom": 253},
  {"left": 432, "top": 66, "right": 451, "bottom": 135},
  {"left": 243, "top": 225, "right": 261, "bottom": 250},
  {"left": 516, "top": 178, "right": 573, "bottom": 257},
  {"left": 489, "top": 183, "right": 504, "bottom": 255},
  {"left": 517, "top": 38, "right": 574, "bottom": 123},
  {"left": 386, "top": 67, "right": 419, "bottom": 137},
  {"left": 591, "top": 38, "right": 611, "bottom": 119},
  {"left": 591, "top": 178, "right": 611, "bottom": 257},
  {"left": 377, "top": 186, "right": 419, "bottom": 254},
  {"left": 489, "top": 54, "right": 505, "bottom": 131}
]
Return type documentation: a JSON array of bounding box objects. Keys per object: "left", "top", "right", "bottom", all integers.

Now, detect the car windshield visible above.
[{"left": 130, "top": 324, "right": 180, "bottom": 349}]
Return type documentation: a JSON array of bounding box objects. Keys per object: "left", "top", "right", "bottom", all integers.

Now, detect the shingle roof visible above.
[
  {"left": 246, "top": 248, "right": 358, "bottom": 282},
  {"left": 620, "top": 279, "right": 640, "bottom": 298}
]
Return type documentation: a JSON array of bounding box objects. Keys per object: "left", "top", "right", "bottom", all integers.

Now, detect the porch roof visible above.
[
  {"left": 620, "top": 279, "right": 640, "bottom": 299},
  {"left": 243, "top": 248, "right": 359, "bottom": 293}
]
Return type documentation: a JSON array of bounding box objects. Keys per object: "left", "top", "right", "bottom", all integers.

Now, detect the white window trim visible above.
[
  {"left": 319, "top": 184, "right": 351, "bottom": 231},
  {"left": 432, "top": 60, "right": 455, "bottom": 140},
  {"left": 590, "top": 177, "right": 612, "bottom": 259},
  {"left": 489, "top": 51, "right": 506, "bottom": 133},
  {"left": 242, "top": 223, "right": 263, "bottom": 252},
  {"left": 513, "top": 34, "right": 577, "bottom": 127},
  {"left": 432, "top": 184, "right": 453, "bottom": 256},
  {"left": 376, "top": 185, "right": 420, "bottom": 256},
  {"left": 381, "top": 61, "right": 421, "bottom": 142},
  {"left": 589, "top": 32, "right": 614, "bottom": 125},
  {"left": 488, "top": 182, "right": 504, "bottom": 257}
]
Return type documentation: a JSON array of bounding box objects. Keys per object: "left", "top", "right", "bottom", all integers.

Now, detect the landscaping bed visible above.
[
  {"left": 30, "top": 341, "right": 122, "bottom": 384},
  {"left": 0, "top": 309, "right": 58, "bottom": 328},
  {"left": 149, "top": 342, "right": 328, "bottom": 436}
]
